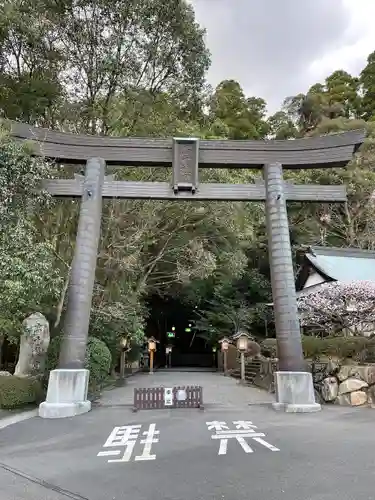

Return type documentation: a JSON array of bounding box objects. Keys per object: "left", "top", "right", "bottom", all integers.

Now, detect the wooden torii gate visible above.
[{"left": 9, "top": 121, "right": 364, "bottom": 417}]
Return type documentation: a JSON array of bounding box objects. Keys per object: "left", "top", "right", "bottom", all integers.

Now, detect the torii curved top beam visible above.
[{"left": 7, "top": 120, "right": 365, "bottom": 168}]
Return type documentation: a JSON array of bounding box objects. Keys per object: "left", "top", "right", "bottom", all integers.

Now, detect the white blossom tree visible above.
[{"left": 297, "top": 281, "right": 375, "bottom": 336}]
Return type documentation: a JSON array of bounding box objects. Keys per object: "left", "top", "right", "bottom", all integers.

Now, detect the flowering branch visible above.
[{"left": 297, "top": 281, "right": 375, "bottom": 335}]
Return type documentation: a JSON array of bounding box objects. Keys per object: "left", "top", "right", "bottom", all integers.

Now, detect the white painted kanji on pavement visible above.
[
  {"left": 97, "top": 424, "right": 160, "bottom": 463},
  {"left": 206, "top": 420, "right": 279, "bottom": 455}
]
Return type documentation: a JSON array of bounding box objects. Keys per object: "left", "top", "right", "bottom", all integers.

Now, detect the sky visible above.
[{"left": 191, "top": 0, "right": 375, "bottom": 113}]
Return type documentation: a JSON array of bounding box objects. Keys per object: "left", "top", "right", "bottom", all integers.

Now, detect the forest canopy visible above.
[{"left": 1, "top": 0, "right": 375, "bottom": 356}]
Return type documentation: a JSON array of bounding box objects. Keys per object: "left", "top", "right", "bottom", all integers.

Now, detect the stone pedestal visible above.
[
  {"left": 272, "top": 371, "right": 321, "bottom": 413},
  {"left": 39, "top": 369, "right": 91, "bottom": 419}
]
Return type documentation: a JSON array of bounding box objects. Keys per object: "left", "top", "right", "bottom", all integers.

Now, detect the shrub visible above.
[
  {"left": 321, "top": 337, "right": 368, "bottom": 359},
  {"left": 0, "top": 375, "right": 44, "bottom": 409},
  {"left": 45, "top": 335, "right": 62, "bottom": 373},
  {"left": 260, "top": 338, "right": 278, "bottom": 358},
  {"left": 261, "top": 336, "right": 370, "bottom": 361},
  {"left": 85, "top": 337, "right": 112, "bottom": 393},
  {"left": 126, "top": 341, "right": 143, "bottom": 364},
  {"left": 46, "top": 335, "right": 112, "bottom": 395},
  {"left": 246, "top": 340, "right": 261, "bottom": 357}
]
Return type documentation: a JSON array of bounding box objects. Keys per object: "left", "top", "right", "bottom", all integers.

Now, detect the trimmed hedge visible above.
[
  {"left": 0, "top": 376, "right": 44, "bottom": 409},
  {"left": 46, "top": 336, "right": 112, "bottom": 395},
  {"left": 261, "top": 336, "right": 372, "bottom": 360}
]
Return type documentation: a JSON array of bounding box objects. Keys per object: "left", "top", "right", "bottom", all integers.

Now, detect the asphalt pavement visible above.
[{"left": 0, "top": 371, "right": 374, "bottom": 500}]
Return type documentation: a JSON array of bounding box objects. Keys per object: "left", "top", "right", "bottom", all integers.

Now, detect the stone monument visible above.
[{"left": 14, "top": 312, "right": 50, "bottom": 377}]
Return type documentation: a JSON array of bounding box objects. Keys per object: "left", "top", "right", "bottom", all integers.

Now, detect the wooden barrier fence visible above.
[{"left": 133, "top": 385, "right": 203, "bottom": 412}]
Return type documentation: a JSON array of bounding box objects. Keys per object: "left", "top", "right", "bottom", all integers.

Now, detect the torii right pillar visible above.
[{"left": 264, "top": 162, "right": 320, "bottom": 412}]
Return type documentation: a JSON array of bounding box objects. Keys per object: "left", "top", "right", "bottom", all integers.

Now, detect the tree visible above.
[
  {"left": 0, "top": 130, "right": 63, "bottom": 338},
  {"left": 297, "top": 281, "right": 375, "bottom": 336},
  {"left": 0, "top": 223, "right": 62, "bottom": 335},
  {"left": 192, "top": 268, "right": 271, "bottom": 342},
  {"left": 267, "top": 111, "right": 297, "bottom": 139},
  {"left": 0, "top": 0, "right": 213, "bottom": 360},
  {"left": 283, "top": 70, "right": 361, "bottom": 134},
  {"left": 209, "top": 80, "right": 269, "bottom": 139},
  {"left": 0, "top": 0, "right": 210, "bottom": 133},
  {"left": 325, "top": 70, "right": 361, "bottom": 119},
  {"left": 360, "top": 51, "right": 375, "bottom": 120},
  {"left": 285, "top": 118, "right": 375, "bottom": 251},
  {"left": 0, "top": 0, "right": 64, "bottom": 126},
  {"left": 283, "top": 92, "right": 324, "bottom": 133},
  {"left": 0, "top": 128, "right": 51, "bottom": 230}
]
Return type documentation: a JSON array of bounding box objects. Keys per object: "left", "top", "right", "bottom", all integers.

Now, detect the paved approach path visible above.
[
  {"left": 99, "top": 369, "right": 274, "bottom": 408},
  {"left": 0, "top": 370, "right": 375, "bottom": 500}
]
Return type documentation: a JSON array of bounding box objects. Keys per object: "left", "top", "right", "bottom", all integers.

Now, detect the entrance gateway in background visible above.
[{"left": 9, "top": 121, "right": 364, "bottom": 417}]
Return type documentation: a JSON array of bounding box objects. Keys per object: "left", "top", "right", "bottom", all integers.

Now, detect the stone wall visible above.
[
  {"left": 229, "top": 356, "right": 277, "bottom": 393},
  {"left": 320, "top": 364, "right": 375, "bottom": 407},
  {"left": 229, "top": 356, "right": 375, "bottom": 408}
]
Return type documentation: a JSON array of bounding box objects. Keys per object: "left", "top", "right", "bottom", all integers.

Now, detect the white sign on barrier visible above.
[
  {"left": 176, "top": 389, "right": 187, "bottom": 401},
  {"left": 164, "top": 387, "right": 173, "bottom": 406}
]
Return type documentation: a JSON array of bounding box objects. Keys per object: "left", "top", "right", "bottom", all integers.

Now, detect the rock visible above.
[
  {"left": 321, "top": 377, "right": 339, "bottom": 402},
  {"left": 0, "top": 371, "right": 11, "bottom": 377},
  {"left": 336, "top": 390, "right": 368, "bottom": 406},
  {"left": 14, "top": 312, "right": 50, "bottom": 377},
  {"left": 338, "top": 377, "right": 368, "bottom": 395},
  {"left": 335, "top": 394, "right": 351, "bottom": 406},
  {"left": 338, "top": 365, "right": 375, "bottom": 385},
  {"left": 367, "top": 385, "right": 375, "bottom": 405},
  {"left": 337, "top": 365, "right": 354, "bottom": 382},
  {"left": 349, "top": 390, "right": 368, "bottom": 406},
  {"left": 366, "top": 366, "right": 375, "bottom": 385},
  {"left": 326, "top": 359, "right": 339, "bottom": 375}
]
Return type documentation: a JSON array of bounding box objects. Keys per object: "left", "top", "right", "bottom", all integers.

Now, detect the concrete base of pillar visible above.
[
  {"left": 39, "top": 369, "right": 91, "bottom": 419},
  {"left": 272, "top": 371, "right": 321, "bottom": 413}
]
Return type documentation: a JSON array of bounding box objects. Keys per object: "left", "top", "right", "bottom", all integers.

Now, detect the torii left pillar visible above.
[{"left": 39, "top": 157, "right": 105, "bottom": 418}]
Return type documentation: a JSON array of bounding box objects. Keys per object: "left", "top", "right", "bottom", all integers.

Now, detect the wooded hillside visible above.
[{"left": 1, "top": 0, "right": 375, "bottom": 362}]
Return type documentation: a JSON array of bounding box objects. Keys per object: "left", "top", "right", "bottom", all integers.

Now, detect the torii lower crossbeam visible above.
[{"left": 44, "top": 179, "right": 347, "bottom": 202}]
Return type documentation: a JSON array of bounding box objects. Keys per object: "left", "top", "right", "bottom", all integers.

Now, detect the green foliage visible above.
[
  {"left": 267, "top": 111, "right": 297, "bottom": 139},
  {"left": 209, "top": 80, "right": 269, "bottom": 139},
  {"left": 46, "top": 336, "right": 112, "bottom": 393},
  {"left": 0, "top": 223, "right": 63, "bottom": 334},
  {"left": 126, "top": 341, "right": 144, "bottom": 364},
  {"left": 0, "top": 132, "right": 63, "bottom": 337},
  {"left": 260, "top": 339, "right": 278, "bottom": 358},
  {"left": 45, "top": 336, "right": 62, "bottom": 372},
  {"left": 2, "top": 0, "right": 375, "bottom": 374},
  {"left": 0, "top": 0, "right": 210, "bottom": 133},
  {"left": 89, "top": 297, "right": 146, "bottom": 368},
  {"left": 85, "top": 337, "right": 112, "bottom": 393},
  {"left": 0, "top": 130, "right": 52, "bottom": 224},
  {"left": 283, "top": 70, "right": 361, "bottom": 133},
  {"left": 360, "top": 51, "right": 375, "bottom": 120},
  {"left": 193, "top": 268, "right": 271, "bottom": 342},
  {"left": 261, "top": 336, "right": 370, "bottom": 361},
  {"left": 0, "top": 376, "right": 44, "bottom": 409}
]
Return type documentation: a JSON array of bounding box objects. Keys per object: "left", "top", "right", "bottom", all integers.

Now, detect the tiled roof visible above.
[{"left": 304, "top": 246, "right": 375, "bottom": 283}]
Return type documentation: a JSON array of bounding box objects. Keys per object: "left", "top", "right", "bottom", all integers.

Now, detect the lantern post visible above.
[
  {"left": 232, "top": 331, "right": 252, "bottom": 385},
  {"left": 147, "top": 337, "right": 158, "bottom": 374},
  {"left": 219, "top": 337, "right": 231, "bottom": 375}
]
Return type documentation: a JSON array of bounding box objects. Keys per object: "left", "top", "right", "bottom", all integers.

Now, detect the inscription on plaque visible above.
[
  {"left": 172, "top": 138, "right": 199, "bottom": 193},
  {"left": 179, "top": 143, "right": 194, "bottom": 184}
]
